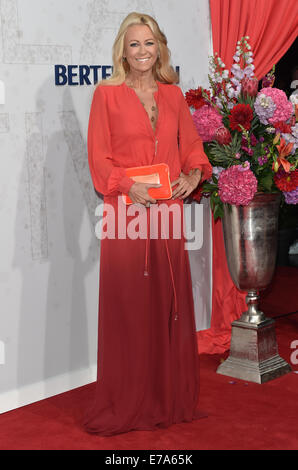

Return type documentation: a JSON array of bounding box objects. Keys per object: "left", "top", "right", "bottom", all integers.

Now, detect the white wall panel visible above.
[{"left": 0, "top": 0, "right": 212, "bottom": 413}]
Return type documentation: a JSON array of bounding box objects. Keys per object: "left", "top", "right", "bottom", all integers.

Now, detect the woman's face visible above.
[{"left": 123, "top": 24, "right": 159, "bottom": 75}]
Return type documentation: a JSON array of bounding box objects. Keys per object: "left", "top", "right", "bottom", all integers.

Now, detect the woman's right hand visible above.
[{"left": 128, "top": 182, "right": 161, "bottom": 206}]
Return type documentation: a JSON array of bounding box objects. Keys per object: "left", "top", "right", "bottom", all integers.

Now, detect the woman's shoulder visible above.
[
  {"left": 92, "top": 82, "right": 125, "bottom": 102},
  {"left": 158, "top": 83, "right": 185, "bottom": 108},
  {"left": 158, "top": 82, "right": 184, "bottom": 98},
  {"left": 94, "top": 82, "right": 124, "bottom": 93}
]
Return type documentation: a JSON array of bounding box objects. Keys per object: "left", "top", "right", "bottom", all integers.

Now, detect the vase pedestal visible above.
[{"left": 216, "top": 317, "right": 292, "bottom": 384}]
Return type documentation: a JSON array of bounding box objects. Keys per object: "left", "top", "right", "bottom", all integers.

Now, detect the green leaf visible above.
[
  {"left": 207, "top": 135, "right": 241, "bottom": 167},
  {"left": 213, "top": 204, "right": 220, "bottom": 220},
  {"left": 213, "top": 202, "right": 224, "bottom": 220},
  {"left": 259, "top": 172, "right": 274, "bottom": 192},
  {"left": 202, "top": 184, "right": 216, "bottom": 194}
]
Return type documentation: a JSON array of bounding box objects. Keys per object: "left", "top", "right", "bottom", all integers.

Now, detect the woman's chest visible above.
[{"left": 107, "top": 88, "right": 179, "bottom": 141}]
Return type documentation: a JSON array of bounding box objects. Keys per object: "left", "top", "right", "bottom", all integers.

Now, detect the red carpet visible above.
[
  {"left": 260, "top": 266, "right": 298, "bottom": 317},
  {"left": 0, "top": 312, "right": 298, "bottom": 450},
  {"left": 0, "top": 266, "right": 297, "bottom": 450}
]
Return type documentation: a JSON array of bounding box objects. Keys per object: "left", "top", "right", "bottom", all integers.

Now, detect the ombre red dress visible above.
[{"left": 84, "top": 81, "right": 212, "bottom": 435}]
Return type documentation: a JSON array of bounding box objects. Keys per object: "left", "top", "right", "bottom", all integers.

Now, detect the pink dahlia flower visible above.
[
  {"left": 218, "top": 165, "right": 258, "bottom": 206},
  {"left": 259, "top": 87, "right": 293, "bottom": 125},
  {"left": 192, "top": 105, "right": 223, "bottom": 142}
]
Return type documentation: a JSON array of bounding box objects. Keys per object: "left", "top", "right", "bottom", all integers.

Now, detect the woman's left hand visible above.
[{"left": 171, "top": 169, "right": 202, "bottom": 200}]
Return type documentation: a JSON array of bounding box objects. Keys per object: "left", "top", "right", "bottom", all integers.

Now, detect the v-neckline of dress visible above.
[{"left": 123, "top": 81, "right": 160, "bottom": 136}]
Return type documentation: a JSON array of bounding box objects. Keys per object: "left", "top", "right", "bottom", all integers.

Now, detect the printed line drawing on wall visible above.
[
  {"left": 0, "top": 0, "right": 72, "bottom": 64},
  {"left": 25, "top": 112, "right": 48, "bottom": 261}
]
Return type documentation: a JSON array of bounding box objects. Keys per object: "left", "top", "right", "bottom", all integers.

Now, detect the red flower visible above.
[
  {"left": 276, "top": 137, "right": 294, "bottom": 159},
  {"left": 272, "top": 137, "right": 293, "bottom": 173},
  {"left": 261, "top": 75, "right": 275, "bottom": 88},
  {"left": 229, "top": 103, "right": 253, "bottom": 131},
  {"left": 241, "top": 77, "right": 259, "bottom": 97},
  {"left": 215, "top": 126, "right": 232, "bottom": 145},
  {"left": 185, "top": 87, "right": 210, "bottom": 109},
  {"left": 191, "top": 184, "right": 204, "bottom": 202},
  {"left": 274, "top": 169, "right": 298, "bottom": 192},
  {"left": 273, "top": 121, "right": 292, "bottom": 134}
]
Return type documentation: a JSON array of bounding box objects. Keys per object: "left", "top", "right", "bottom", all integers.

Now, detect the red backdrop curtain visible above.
[
  {"left": 197, "top": 0, "right": 298, "bottom": 355},
  {"left": 209, "top": 0, "right": 298, "bottom": 81}
]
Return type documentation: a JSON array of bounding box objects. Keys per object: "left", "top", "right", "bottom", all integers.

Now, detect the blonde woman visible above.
[{"left": 84, "top": 12, "right": 212, "bottom": 436}]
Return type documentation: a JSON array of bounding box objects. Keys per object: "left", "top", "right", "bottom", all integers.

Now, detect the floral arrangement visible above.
[{"left": 186, "top": 36, "right": 298, "bottom": 219}]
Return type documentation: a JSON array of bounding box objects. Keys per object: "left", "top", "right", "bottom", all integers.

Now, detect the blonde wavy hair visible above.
[{"left": 99, "top": 12, "right": 178, "bottom": 86}]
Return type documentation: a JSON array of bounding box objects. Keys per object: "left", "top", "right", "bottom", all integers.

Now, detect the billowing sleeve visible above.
[
  {"left": 178, "top": 87, "right": 212, "bottom": 182},
  {"left": 87, "top": 86, "right": 135, "bottom": 196}
]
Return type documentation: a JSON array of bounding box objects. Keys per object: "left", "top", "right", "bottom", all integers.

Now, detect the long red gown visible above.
[{"left": 84, "top": 81, "right": 212, "bottom": 435}]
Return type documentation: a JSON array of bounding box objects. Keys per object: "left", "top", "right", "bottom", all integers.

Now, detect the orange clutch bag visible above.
[{"left": 122, "top": 163, "right": 172, "bottom": 205}]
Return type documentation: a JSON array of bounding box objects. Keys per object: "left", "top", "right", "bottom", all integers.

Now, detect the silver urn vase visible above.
[{"left": 216, "top": 192, "right": 292, "bottom": 383}]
